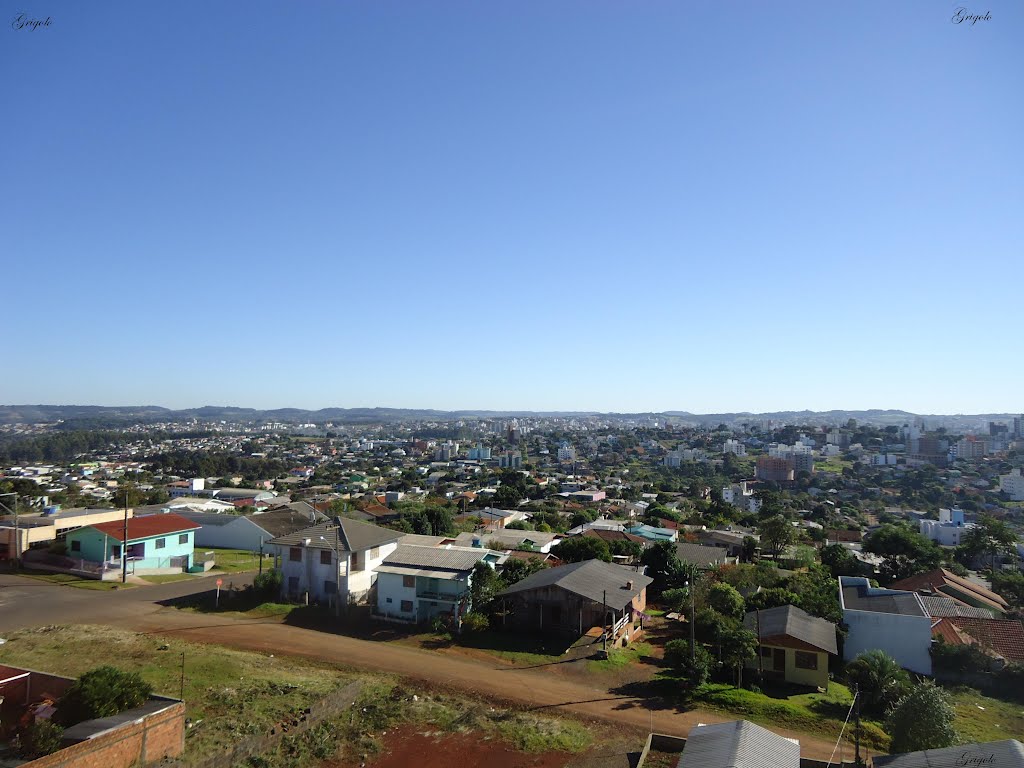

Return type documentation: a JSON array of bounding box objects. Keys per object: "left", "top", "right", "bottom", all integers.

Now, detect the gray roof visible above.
[
  {"left": 454, "top": 530, "right": 559, "bottom": 549},
  {"left": 675, "top": 541, "right": 729, "bottom": 567},
  {"left": 920, "top": 595, "right": 995, "bottom": 619},
  {"left": 677, "top": 720, "right": 800, "bottom": 768},
  {"left": 399, "top": 534, "right": 451, "bottom": 547},
  {"left": 267, "top": 517, "right": 400, "bottom": 553},
  {"left": 382, "top": 543, "right": 502, "bottom": 573},
  {"left": 872, "top": 739, "right": 1024, "bottom": 768},
  {"left": 171, "top": 511, "right": 238, "bottom": 528},
  {"left": 499, "top": 559, "right": 652, "bottom": 609},
  {"left": 743, "top": 605, "right": 837, "bottom": 655},
  {"left": 841, "top": 585, "right": 928, "bottom": 617}
]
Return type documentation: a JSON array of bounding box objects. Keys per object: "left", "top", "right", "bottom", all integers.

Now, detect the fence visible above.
[{"left": 160, "top": 680, "right": 364, "bottom": 768}]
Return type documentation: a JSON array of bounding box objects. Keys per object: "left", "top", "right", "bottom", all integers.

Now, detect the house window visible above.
[
  {"left": 112, "top": 545, "right": 121, "bottom": 559},
  {"left": 370, "top": 546, "right": 379, "bottom": 559},
  {"left": 402, "top": 575, "right": 415, "bottom": 588},
  {"left": 155, "top": 538, "right": 166, "bottom": 550},
  {"left": 352, "top": 551, "right": 363, "bottom": 571},
  {"left": 795, "top": 652, "right": 818, "bottom": 670},
  {"left": 324, "top": 580, "right": 337, "bottom": 594},
  {"left": 70, "top": 540, "right": 81, "bottom": 552},
  {"left": 320, "top": 550, "right": 332, "bottom": 566},
  {"left": 289, "top": 547, "right": 302, "bottom": 562},
  {"left": 386, "top": 597, "right": 393, "bottom": 603},
  {"left": 288, "top": 576, "right": 300, "bottom": 593},
  {"left": 179, "top": 534, "right": 189, "bottom": 545},
  {"left": 760, "top": 646, "right": 772, "bottom": 658},
  {"left": 400, "top": 600, "right": 414, "bottom": 613}
]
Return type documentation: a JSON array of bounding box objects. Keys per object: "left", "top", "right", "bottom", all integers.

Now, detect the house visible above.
[
  {"left": 743, "top": 605, "right": 838, "bottom": 689},
  {"left": 675, "top": 541, "right": 732, "bottom": 569},
  {"left": 498, "top": 559, "right": 652, "bottom": 645},
  {"left": 839, "top": 576, "right": 933, "bottom": 674},
  {"left": 872, "top": 739, "right": 1024, "bottom": 768},
  {"left": 931, "top": 616, "right": 1024, "bottom": 664},
  {"left": 374, "top": 543, "right": 506, "bottom": 623},
  {"left": 453, "top": 529, "right": 560, "bottom": 554},
  {"left": 697, "top": 528, "right": 756, "bottom": 558},
  {"left": 169, "top": 508, "right": 320, "bottom": 552},
  {"left": 268, "top": 518, "right": 402, "bottom": 605},
  {"left": 678, "top": 720, "right": 800, "bottom": 768},
  {"left": 625, "top": 524, "right": 678, "bottom": 543},
  {"left": 889, "top": 568, "right": 1009, "bottom": 617},
  {"left": 453, "top": 506, "right": 528, "bottom": 531},
  {"left": 0, "top": 506, "right": 138, "bottom": 559},
  {"left": 64, "top": 513, "right": 200, "bottom": 577}
]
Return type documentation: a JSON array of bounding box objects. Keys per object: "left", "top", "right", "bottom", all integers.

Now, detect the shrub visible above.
[
  {"left": 886, "top": 682, "right": 957, "bottom": 753},
  {"left": 55, "top": 666, "right": 153, "bottom": 727},
  {"left": 252, "top": 568, "right": 282, "bottom": 597},
  {"left": 461, "top": 612, "right": 490, "bottom": 632},
  {"left": 664, "top": 640, "right": 712, "bottom": 690},
  {"left": 15, "top": 720, "right": 64, "bottom": 759},
  {"left": 931, "top": 639, "right": 992, "bottom": 673}
]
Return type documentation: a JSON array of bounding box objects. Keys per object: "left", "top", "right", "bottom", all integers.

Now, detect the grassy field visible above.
[
  {"left": 0, "top": 625, "right": 594, "bottom": 768},
  {"left": 445, "top": 629, "right": 568, "bottom": 665},
  {"left": 691, "top": 681, "right": 890, "bottom": 750},
  {"left": 588, "top": 642, "right": 653, "bottom": 673},
  {"left": 947, "top": 687, "right": 1024, "bottom": 744},
  {"left": 200, "top": 548, "right": 267, "bottom": 573},
  {"left": 15, "top": 570, "right": 133, "bottom": 591},
  {"left": 815, "top": 457, "right": 854, "bottom": 474}
]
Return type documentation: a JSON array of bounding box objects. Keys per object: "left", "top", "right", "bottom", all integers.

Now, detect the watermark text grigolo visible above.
[
  {"left": 11, "top": 12, "right": 52, "bottom": 31},
  {"left": 951, "top": 7, "right": 992, "bottom": 24}
]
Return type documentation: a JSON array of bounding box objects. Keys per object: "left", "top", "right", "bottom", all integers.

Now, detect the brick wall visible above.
[{"left": 21, "top": 701, "right": 185, "bottom": 768}]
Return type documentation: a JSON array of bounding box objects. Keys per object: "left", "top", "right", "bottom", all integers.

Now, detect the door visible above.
[{"left": 773, "top": 648, "right": 786, "bottom": 672}]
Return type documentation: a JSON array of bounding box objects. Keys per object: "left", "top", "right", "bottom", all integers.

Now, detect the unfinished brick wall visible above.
[{"left": 21, "top": 701, "right": 185, "bottom": 768}]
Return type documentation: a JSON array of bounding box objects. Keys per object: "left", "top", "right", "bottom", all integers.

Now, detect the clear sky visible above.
[{"left": 3, "top": 1, "right": 1021, "bottom": 414}]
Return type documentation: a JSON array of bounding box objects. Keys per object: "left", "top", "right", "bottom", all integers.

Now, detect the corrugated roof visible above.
[
  {"left": 890, "top": 569, "right": 1009, "bottom": 614},
  {"left": 499, "top": 559, "right": 652, "bottom": 609},
  {"left": 872, "top": 739, "right": 1024, "bottom": 768},
  {"left": 382, "top": 543, "right": 502, "bottom": 572},
  {"left": 678, "top": 720, "right": 800, "bottom": 768},
  {"left": 90, "top": 513, "right": 200, "bottom": 543},
  {"left": 920, "top": 595, "right": 994, "bottom": 619},
  {"left": 676, "top": 542, "right": 728, "bottom": 567},
  {"left": 743, "top": 605, "right": 838, "bottom": 655},
  {"left": 267, "top": 518, "right": 400, "bottom": 553}
]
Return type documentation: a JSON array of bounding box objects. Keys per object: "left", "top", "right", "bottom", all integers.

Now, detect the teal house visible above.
[{"left": 64, "top": 513, "right": 200, "bottom": 576}]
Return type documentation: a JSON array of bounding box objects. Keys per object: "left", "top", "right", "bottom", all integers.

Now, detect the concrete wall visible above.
[
  {"left": 65, "top": 529, "right": 195, "bottom": 571},
  {"left": 843, "top": 609, "right": 933, "bottom": 675},
  {"left": 191, "top": 517, "right": 268, "bottom": 551},
  {"left": 277, "top": 543, "right": 349, "bottom": 602},
  {"left": 376, "top": 571, "right": 418, "bottom": 621},
  {"left": 348, "top": 541, "right": 398, "bottom": 599}
]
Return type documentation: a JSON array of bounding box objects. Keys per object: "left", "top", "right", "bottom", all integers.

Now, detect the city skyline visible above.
[{"left": 4, "top": 1, "right": 1022, "bottom": 414}]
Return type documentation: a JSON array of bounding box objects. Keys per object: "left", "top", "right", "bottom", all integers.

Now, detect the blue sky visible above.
[{"left": 3, "top": 1, "right": 1021, "bottom": 414}]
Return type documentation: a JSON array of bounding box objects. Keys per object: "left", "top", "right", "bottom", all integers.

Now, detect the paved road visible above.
[{"left": 0, "top": 571, "right": 857, "bottom": 761}]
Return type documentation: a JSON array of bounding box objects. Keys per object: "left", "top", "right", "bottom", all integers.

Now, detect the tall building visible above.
[
  {"left": 756, "top": 456, "right": 795, "bottom": 485},
  {"left": 556, "top": 442, "right": 576, "bottom": 462}
]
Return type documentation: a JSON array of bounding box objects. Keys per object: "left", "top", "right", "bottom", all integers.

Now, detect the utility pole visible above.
[
  {"left": 853, "top": 684, "right": 862, "bottom": 766},
  {"left": 685, "top": 579, "right": 696, "bottom": 662},
  {"left": 756, "top": 608, "right": 763, "bottom": 678},
  {"left": 258, "top": 539, "right": 264, "bottom": 576},
  {"left": 179, "top": 652, "right": 186, "bottom": 701},
  {"left": 122, "top": 484, "right": 130, "bottom": 584},
  {"left": 602, "top": 589, "right": 608, "bottom": 654}
]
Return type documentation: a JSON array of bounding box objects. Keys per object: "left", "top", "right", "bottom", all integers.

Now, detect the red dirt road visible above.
[{"left": 127, "top": 609, "right": 861, "bottom": 762}]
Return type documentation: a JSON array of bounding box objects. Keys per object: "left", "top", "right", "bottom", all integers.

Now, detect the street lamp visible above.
[
  {"left": 319, "top": 533, "right": 342, "bottom": 617},
  {"left": 0, "top": 493, "right": 18, "bottom": 568}
]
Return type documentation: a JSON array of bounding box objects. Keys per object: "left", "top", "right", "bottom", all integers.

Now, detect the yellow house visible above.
[{"left": 743, "top": 604, "right": 837, "bottom": 689}]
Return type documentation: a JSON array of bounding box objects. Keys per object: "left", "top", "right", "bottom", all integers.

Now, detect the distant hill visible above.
[{"left": 0, "top": 404, "right": 1018, "bottom": 428}]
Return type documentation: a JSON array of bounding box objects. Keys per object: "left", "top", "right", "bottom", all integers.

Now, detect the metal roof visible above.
[
  {"left": 678, "top": 720, "right": 800, "bottom": 768},
  {"left": 675, "top": 542, "right": 728, "bottom": 567},
  {"left": 872, "top": 739, "right": 1024, "bottom": 768},
  {"left": 499, "top": 559, "right": 652, "bottom": 609},
  {"left": 382, "top": 543, "right": 504, "bottom": 573},
  {"left": 920, "top": 595, "right": 994, "bottom": 619},
  {"left": 743, "top": 605, "right": 838, "bottom": 655},
  {"left": 267, "top": 518, "right": 401, "bottom": 553}
]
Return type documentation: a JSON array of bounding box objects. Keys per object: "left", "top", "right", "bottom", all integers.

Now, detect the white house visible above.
[
  {"left": 268, "top": 518, "right": 402, "bottom": 606},
  {"left": 1000, "top": 468, "right": 1024, "bottom": 501},
  {"left": 838, "top": 576, "right": 933, "bottom": 674},
  {"left": 919, "top": 507, "right": 974, "bottom": 547},
  {"left": 374, "top": 543, "right": 506, "bottom": 623}
]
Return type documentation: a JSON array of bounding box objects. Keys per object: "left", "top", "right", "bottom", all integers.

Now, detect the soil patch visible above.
[{"left": 333, "top": 725, "right": 573, "bottom": 768}]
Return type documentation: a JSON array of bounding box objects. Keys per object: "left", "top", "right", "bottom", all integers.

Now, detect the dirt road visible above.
[{"left": 127, "top": 609, "right": 855, "bottom": 762}]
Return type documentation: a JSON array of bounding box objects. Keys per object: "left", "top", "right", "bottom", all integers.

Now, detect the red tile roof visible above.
[
  {"left": 890, "top": 569, "right": 1009, "bottom": 613},
  {"left": 90, "top": 514, "right": 201, "bottom": 543},
  {"left": 947, "top": 617, "right": 1024, "bottom": 662}
]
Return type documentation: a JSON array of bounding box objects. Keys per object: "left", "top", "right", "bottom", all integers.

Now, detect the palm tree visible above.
[{"left": 845, "top": 650, "right": 911, "bottom": 717}]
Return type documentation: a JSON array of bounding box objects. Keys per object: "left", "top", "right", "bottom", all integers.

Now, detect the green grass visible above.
[
  {"left": 816, "top": 458, "right": 853, "bottom": 474},
  {"left": 692, "top": 681, "right": 889, "bottom": 750},
  {"left": 947, "top": 687, "right": 1024, "bottom": 744},
  {"left": 453, "top": 630, "right": 567, "bottom": 666},
  {"left": 0, "top": 624, "right": 350, "bottom": 760},
  {"left": 588, "top": 642, "right": 653, "bottom": 672},
  {"left": 16, "top": 570, "right": 133, "bottom": 590},
  {"left": 200, "top": 548, "right": 266, "bottom": 573}
]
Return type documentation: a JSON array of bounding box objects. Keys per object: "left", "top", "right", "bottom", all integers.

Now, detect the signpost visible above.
[{"left": 216, "top": 578, "right": 223, "bottom": 608}]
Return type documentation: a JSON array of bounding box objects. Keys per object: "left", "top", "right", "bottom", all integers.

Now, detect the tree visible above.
[
  {"left": 664, "top": 640, "right": 712, "bottom": 691},
  {"left": 758, "top": 516, "right": 795, "bottom": 559},
  {"left": 960, "top": 515, "right": 1018, "bottom": 573},
  {"left": 845, "top": 650, "right": 911, "bottom": 718},
  {"left": 55, "top": 666, "right": 153, "bottom": 727},
  {"left": 15, "top": 720, "right": 64, "bottom": 759},
  {"left": 640, "top": 540, "right": 694, "bottom": 594},
  {"left": 740, "top": 536, "right": 758, "bottom": 563},
  {"left": 990, "top": 570, "right": 1024, "bottom": 610},
  {"left": 745, "top": 587, "right": 799, "bottom": 613},
  {"left": 886, "top": 682, "right": 957, "bottom": 753},
  {"left": 863, "top": 524, "right": 942, "bottom": 584},
  {"left": 500, "top": 557, "right": 547, "bottom": 586},
  {"left": 706, "top": 582, "right": 745, "bottom": 621},
  {"left": 719, "top": 626, "right": 758, "bottom": 688},
  {"left": 469, "top": 562, "right": 502, "bottom": 611},
  {"left": 551, "top": 536, "right": 611, "bottom": 563},
  {"left": 820, "top": 543, "right": 861, "bottom": 578}
]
